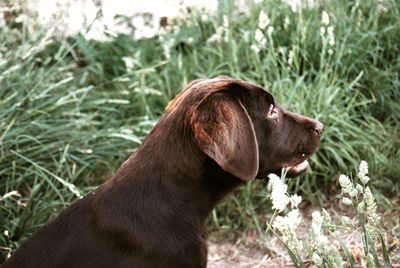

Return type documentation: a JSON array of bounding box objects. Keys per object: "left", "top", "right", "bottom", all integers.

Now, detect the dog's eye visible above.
[{"left": 267, "top": 104, "right": 277, "bottom": 118}]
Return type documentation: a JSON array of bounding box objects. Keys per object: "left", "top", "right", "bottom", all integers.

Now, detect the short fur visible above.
[{"left": 3, "top": 77, "right": 323, "bottom": 268}]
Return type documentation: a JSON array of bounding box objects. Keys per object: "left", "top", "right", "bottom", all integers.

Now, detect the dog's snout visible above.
[{"left": 314, "top": 121, "right": 324, "bottom": 136}]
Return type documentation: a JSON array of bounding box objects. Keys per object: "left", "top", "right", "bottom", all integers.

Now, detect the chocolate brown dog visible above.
[{"left": 3, "top": 77, "right": 323, "bottom": 268}]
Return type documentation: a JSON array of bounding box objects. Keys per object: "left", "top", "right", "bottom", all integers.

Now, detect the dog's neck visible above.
[{"left": 106, "top": 115, "right": 243, "bottom": 222}]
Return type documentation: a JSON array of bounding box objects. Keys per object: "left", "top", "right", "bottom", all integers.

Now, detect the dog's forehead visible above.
[
  {"left": 165, "top": 78, "right": 274, "bottom": 113},
  {"left": 165, "top": 78, "right": 225, "bottom": 113}
]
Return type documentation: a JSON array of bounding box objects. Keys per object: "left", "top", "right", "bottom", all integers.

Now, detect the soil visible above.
[
  {"left": 208, "top": 240, "right": 296, "bottom": 268},
  {"left": 207, "top": 204, "right": 400, "bottom": 268}
]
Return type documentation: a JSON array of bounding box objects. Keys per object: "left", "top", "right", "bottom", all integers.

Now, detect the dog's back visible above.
[{"left": 4, "top": 140, "right": 209, "bottom": 268}]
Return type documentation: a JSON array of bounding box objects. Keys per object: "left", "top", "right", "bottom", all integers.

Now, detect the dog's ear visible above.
[{"left": 191, "top": 92, "right": 259, "bottom": 181}]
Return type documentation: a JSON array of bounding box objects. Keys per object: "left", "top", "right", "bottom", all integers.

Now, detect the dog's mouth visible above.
[
  {"left": 256, "top": 159, "right": 310, "bottom": 180},
  {"left": 283, "top": 149, "right": 316, "bottom": 177},
  {"left": 284, "top": 160, "right": 309, "bottom": 177}
]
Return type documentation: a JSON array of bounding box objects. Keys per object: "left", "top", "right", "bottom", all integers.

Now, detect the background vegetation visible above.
[{"left": 1, "top": 0, "right": 399, "bottom": 262}]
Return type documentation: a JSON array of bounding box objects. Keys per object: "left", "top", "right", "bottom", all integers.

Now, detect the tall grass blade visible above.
[
  {"left": 337, "top": 238, "right": 355, "bottom": 268},
  {"left": 366, "top": 233, "right": 381, "bottom": 268},
  {"left": 379, "top": 233, "right": 391, "bottom": 268}
]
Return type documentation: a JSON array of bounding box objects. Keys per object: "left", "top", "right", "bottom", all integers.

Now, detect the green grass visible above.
[{"left": 1, "top": 0, "right": 399, "bottom": 262}]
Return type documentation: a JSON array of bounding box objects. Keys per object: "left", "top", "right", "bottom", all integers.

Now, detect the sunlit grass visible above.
[{"left": 1, "top": 0, "right": 399, "bottom": 262}]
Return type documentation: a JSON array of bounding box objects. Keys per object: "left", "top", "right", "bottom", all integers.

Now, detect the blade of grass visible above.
[
  {"left": 337, "top": 237, "right": 355, "bottom": 268},
  {"left": 379, "top": 233, "right": 391, "bottom": 268}
]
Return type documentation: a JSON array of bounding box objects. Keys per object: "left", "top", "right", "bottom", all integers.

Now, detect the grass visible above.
[{"left": 1, "top": 0, "right": 399, "bottom": 262}]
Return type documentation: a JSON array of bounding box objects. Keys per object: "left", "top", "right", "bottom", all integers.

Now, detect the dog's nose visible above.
[{"left": 314, "top": 121, "right": 324, "bottom": 136}]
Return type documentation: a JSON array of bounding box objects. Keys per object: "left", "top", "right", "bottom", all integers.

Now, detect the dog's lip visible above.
[
  {"left": 284, "top": 160, "right": 309, "bottom": 175},
  {"left": 257, "top": 157, "right": 312, "bottom": 180},
  {"left": 257, "top": 160, "right": 309, "bottom": 180}
]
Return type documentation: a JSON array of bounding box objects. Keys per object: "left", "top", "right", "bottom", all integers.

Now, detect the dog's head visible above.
[{"left": 166, "top": 77, "right": 323, "bottom": 181}]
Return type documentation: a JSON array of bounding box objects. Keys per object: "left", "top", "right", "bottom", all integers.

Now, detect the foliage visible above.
[
  {"left": 0, "top": 0, "right": 399, "bottom": 262},
  {"left": 267, "top": 161, "right": 392, "bottom": 267}
]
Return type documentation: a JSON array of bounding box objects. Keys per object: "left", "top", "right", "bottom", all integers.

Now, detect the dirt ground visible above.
[
  {"left": 207, "top": 206, "right": 400, "bottom": 268},
  {"left": 208, "top": 239, "right": 298, "bottom": 268},
  {"left": 208, "top": 236, "right": 399, "bottom": 268}
]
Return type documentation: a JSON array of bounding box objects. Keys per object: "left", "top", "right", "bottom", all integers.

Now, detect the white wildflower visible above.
[
  {"left": 359, "top": 160, "right": 368, "bottom": 176},
  {"left": 207, "top": 26, "right": 224, "bottom": 43},
  {"left": 327, "top": 26, "right": 335, "bottom": 46},
  {"left": 287, "top": 209, "right": 302, "bottom": 229},
  {"left": 272, "top": 214, "right": 293, "bottom": 232},
  {"left": 268, "top": 174, "right": 290, "bottom": 211},
  {"left": 360, "top": 174, "right": 370, "bottom": 185},
  {"left": 255, "top": 28, "right": 266, "bottom": 47},
  {"left": 272, "top": 215, "right": 287, "bottom": 232},
  {"left": 4, "top": 230, "right": 9, "bottom": 237},
  {"left": 15, "top": 14, "right": 30, "bottom": 24},
  {"left": 349, "top": 188, "right": 358, "bottom": 197},
  {"left": 311, "top": 211, "right": 323, "bottom": 239},
  {"left": 250, "top": 44, "right": 260, "bottom": 53},
  {"left": 122, "top": 56, "right": 137, "bottom": 72},
  {"left": 273, "top": 209, "right": 302, "bottom": 252},
  {"left": 338, "top": 174, "right": 350, "bottom": 187},
  {"left": 320, "top": 26, "right": 326, "bottom": 37},
  {"left": 266, "top": 26, "right": 274, "bottom": 37},
  {"left": 286, "top": 0, "right": 301, "bottom": 12},
  {"left": 258, "top": 11, "right": 270, "bottom": 29},
  {"left": 320, "top": 24, "right": 334, "bottom": 51},
  {"left": 364, "top": 186, "right": 380, "bottom": 237},
  {"left": 311, "top": 210, "right": 330, "bottom": 254},
  {"left": 255, "top": 28, "right": 264, "bottom": 42},
  {"left": 358, "top": 160, "right": 370, "bottom": 184},
  {"left": 357, "top": 200, "right": 365, "bottom": 213},
  {"left": 356, "top": 183, "right": 364, "bottom": 194},
  {"left": 312, "top": 211, "right": 323, "bottom": 227},
  {"left": 284, "top": 16, "right": 290, "bottom": 30},
  {"left": 339, "top": 174, "right": 354, "bottom": 194},
  {"left": 223, "top": 15, "right": 229, "bottom": 29},
  {"left": 317, "top": 235, "right": 329, "bottom": 250},
  {"left": 364, "top": 187, "right": 376, "bottom": 215},
  {"left": 285, "top": 0, "right": 317, "bottom": 13},
  {"left": 342, "top": 216, "right": 352, "bottom": 226},
  {"left": 288, "top": 49, "right": 295, "bottom": 66},
  {"left": 312, "top": 252, "right": 323, "bottom": 266},
  {"left": 160, "top": 37, "right": 175, "bottom": 59},
  {"left": 321, "top": 11, "right": 330, "bottom": 25},
  {"left": 277, "top": 46, "right": 286, "bottom": 56},
  {"left": 290, "top": 194, "right": 302, "bottom": 208},
  {"left": 342, "top": 197, "right": 353, "bottom": 205},
  {"left": 201, "top": 14, "right": 208, "bottom": 22},
  {"left": 321, "top": 209, "right": 331, "bottom": 226},
  {"left": 377, "top": 0, "right": 388, "bottom": 13}
]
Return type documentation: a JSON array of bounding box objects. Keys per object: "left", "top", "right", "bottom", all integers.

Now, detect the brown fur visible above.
[{"left": 2, "top": 77, "right": 323, "bottom": 268}]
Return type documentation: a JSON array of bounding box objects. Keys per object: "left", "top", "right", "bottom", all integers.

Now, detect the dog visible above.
[{"left": 3, "top": 77, "right": 323, "bottom": 268}]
